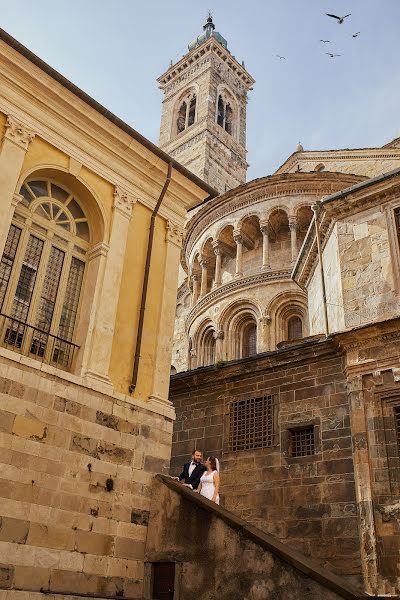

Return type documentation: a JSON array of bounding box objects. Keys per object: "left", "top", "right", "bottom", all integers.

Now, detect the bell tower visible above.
[{"left": 158, "top": 15, "right": 255, "bottom": 195}]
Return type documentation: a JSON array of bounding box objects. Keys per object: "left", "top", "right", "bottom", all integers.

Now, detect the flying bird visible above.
[
  {"left": 320, "top": 40, "right": 331, "bottom": 43},
  {"left": 352, "top": 32, "right": 361, "bottom": 38},
  {"left": 326, "top": 13, "right": 351, "bottom": 24},
  {"left": 326, "top": 53, "right": 341, "bottom": 58},
  {"left": 275, "top": 55, "right": 286, "bottom": 60}
]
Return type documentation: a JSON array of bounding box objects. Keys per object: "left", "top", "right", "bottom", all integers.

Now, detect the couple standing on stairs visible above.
[{"left": 173, "top": 448, "right": 220, "bottom": 504}]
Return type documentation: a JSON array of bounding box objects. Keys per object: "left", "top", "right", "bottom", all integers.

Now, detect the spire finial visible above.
[{"left": 204, "top": 11, "right": 215, "bottom": 31}]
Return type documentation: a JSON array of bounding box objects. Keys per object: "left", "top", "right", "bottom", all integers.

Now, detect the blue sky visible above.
[{"left": 1, "top": 0, "right": 399, "bottom": 180}]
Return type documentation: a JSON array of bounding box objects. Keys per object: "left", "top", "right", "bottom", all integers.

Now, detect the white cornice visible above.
[
  {"left": 158, "top": 38, "right": 255, "bottom": 90},
  {"left": 276, "top": 148, "right": 400, "bottom": 175}
]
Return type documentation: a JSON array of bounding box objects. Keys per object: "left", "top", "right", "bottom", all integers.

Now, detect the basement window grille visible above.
[
  {"left": 229, "top": 395, "right": 274, "bottom": 452},
  {"left": 394, "top": 406, "right": 400, "bottom": 457},
  {"left": 289, "top": 426, "right": 315, "bottom": 457}
]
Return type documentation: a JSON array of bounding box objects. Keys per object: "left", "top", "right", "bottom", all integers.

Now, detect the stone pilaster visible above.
[
  {"left": 84, "top": 187, "right": 136, "bottom": 386},
  {"left": 148, "top": 221, "right": 184, "bottom": 406},
  {"left": 0, "top": 116, "right": 35, "bottom": 258}
]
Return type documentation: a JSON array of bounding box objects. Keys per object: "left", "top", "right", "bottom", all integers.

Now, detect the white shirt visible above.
[{"left": 188, "top": 461, "right": 197, "bottom": 477}]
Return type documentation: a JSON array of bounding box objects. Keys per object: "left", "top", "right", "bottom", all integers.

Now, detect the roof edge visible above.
[{"left": 0, "top": 27, "right": 218, "bottom": 200}]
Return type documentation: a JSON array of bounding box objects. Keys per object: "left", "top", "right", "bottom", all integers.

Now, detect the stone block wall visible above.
[
  {"left": 169, "top": 340, "right": 362, "bottom": 586},
  {"left": 0, "top": 351, "right": 172, "bottom": 598},
  {"left": 145, "top": 475, "right": 367, "bottom": 600}
]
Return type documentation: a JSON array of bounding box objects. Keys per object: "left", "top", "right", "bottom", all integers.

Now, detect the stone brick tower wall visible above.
[{"left": 158, "top": 17, "right": 255, "bottom": 195}]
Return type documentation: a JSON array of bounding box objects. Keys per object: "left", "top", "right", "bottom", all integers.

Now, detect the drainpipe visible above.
[
  {"left": 129, "top": 161, "right": 173, "bottom": 393},
  {"left": 312, "top": 202, "right": 329, "bottom": 337}
]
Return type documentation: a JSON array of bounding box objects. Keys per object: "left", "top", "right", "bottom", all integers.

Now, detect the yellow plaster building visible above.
[{"left": 0, "top": 28, "right": 215, "bottom": 598}]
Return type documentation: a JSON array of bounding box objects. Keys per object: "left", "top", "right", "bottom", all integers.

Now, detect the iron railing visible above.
[{"left": 0, "top": 312, "right": 79, "bottom": 371}]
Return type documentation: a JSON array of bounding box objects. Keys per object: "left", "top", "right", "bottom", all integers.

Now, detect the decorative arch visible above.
[
  {"left": 266, "top": 291, "right": 308, "bottom": 348},
  {"left": 193, "top": 319, "right": 217, "bottom": 367},
  {"left": 219, "top": 299, "right": 262, "bottom": 360},
  {"left": 0, "top": 168, "right": 107, "bottom": 372},
  {"left": 295, "top": 204, "right": 314, "bottom": 248},
  {"left": 17, "top": 165, "right": 107, "bottom": 244}
]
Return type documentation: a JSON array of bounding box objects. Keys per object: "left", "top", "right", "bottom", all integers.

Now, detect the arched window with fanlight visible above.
[
  {"left": 0, "top": 179, "right": 89, "bottom": 369},
  {"left": 288, "top": 316, "right": 303, "bottom": 341}
]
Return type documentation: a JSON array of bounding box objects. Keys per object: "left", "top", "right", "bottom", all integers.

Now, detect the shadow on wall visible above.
[{"left": 144, "top": 475, "right": 369, "bottom": 600}]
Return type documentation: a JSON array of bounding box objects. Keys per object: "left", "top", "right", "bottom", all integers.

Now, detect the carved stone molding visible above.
[
  {"left": 185, "top": 269, "right": 292, "bottom": 331},
  {"left": 166, "top": 221, "right": 184, "bottom": 247},
  {"left": 213, "top": 330, "right": 224, "bottom": 340},
  {"left": 377, "top": 501, "right": 400, "bottom": 524},
  {"left": 113, "top": 187, "right": 136, "bottom": 218},
  {"left": 11, "top": 193, "right": 24, "bottom": 208},
  {"left": 5, "top": 115, "right": 35, "bottom": 150}
]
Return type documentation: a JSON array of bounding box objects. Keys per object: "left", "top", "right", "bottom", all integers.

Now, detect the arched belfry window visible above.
[
  {"left": 288, "top": 316, "right": 303, "bottom": 341},
  {"left": 176, "top": 92, "right": 197, "bottom": 134},
  {"left": 216, "top": 94, "right": 235, "bottom": 136},
  {"left": 0, "top": 178, "right": 89, "bottom": 369}
]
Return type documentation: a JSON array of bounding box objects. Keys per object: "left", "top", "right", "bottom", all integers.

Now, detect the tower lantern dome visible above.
[{"left": 188, "top": 14, "right": 228, "bottom": 51}]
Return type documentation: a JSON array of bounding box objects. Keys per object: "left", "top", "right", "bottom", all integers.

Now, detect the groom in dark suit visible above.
[{"left": 177, "top": 448, "right": 206, "bottom": 490}]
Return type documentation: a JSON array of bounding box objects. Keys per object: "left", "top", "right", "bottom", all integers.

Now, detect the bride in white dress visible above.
[{"left": 197, "top": 456, "right": 220, "bottom": 504}]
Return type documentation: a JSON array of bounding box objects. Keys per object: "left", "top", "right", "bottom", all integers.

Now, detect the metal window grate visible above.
[
  {"left": 0, "top": 225, "right": 21, "bottom": 311},
  {"left": 290, "top": 426, "right": 315, "bottom": 457},
  {"left": 394, "top": 407, "right": 400, "bottom": 457},
  {"left": 229, "top": 395, "right": 274, "bottom": 452}
]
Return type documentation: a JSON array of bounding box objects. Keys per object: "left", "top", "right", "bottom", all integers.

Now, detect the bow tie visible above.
[{"left": 191, "top": 462, "right": 197, "bottom": 466}]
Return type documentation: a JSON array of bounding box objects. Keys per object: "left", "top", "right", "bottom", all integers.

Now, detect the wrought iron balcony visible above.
[{"left": 0, "top": 312, "right": 79, "bottom": 371}]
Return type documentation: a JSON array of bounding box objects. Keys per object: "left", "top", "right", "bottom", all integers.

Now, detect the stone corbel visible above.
[
  {"left": 166, "top": 221, "right": 185, "bottom": 247},
  {"left": 113, "top": 186, "right": 136, "bottom": 218},
  {"left": 12, "top": 192, "right": 24, "bottom": 209},
  {"left": 5, "top": 115, "right": 35, "bottom": 150},
  {"left": 213, "top": 330, "right": 224, "bottom": 340}
]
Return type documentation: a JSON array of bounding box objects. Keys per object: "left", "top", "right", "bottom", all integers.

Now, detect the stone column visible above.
[
  {"left": 85, "top": 187, "right": 136, "bottom": 386},
  {"left": 0, "top": 116, "right": 35, "bottom": 258},
  {"left": 200, "top": 258, "right": 208, "bottom": 297},
  {"left": 212, "top": 241, "right": 222, "bottom": 287},
  {"left": 260, "top": 223, "right": 271, "bottom": 270},
  {"left": 149, "top": 221, "right": 184, "bottom": 406},
  {"left": 233, "top": 230, "right": 243, "bottom": 278},
  {"left": 191, "top": 274, "right": 200, "bottom": 306},
  {"left": 289, "top": 217, "right": 298, "bottom": 263}
]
